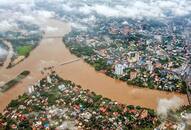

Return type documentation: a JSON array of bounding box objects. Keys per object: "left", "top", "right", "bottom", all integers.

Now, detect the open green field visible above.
[{"left": 16, "top": 45, "right": 33, "bottom": 56}]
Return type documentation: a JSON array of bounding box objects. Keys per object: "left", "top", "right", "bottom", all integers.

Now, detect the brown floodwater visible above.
[{"left": 0, "top": 19, "right": 189, "bottom": 113}]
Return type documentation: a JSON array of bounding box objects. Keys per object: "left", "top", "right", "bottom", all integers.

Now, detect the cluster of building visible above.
[
  {"left": 64, "top": 16, "right": 190, "bottom": 93},
  {"left": 31, "top": 0, "right": 191, "bottom": 94},
  {"left": 0, "top": 73, "right": 159, "bottom": 130}
]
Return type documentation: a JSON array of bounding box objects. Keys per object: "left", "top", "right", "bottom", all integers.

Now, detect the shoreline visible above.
[
  {"left": 0, "top": 19, "right": 188, "bottom": 112},
  {"left": 0, "top": 73, "right": 159, "bottom": 130},
  {"left": 64, "top": 45, "right": 187, "bottom": 95}
]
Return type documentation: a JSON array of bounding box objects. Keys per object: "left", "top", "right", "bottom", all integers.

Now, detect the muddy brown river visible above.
[{"left": 0, "top": 19, "right": 188, "bottom": 112}]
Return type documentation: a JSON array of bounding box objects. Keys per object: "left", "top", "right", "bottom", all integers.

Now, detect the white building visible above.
[
  {"left": 154, "top": 35, "right": 162, "bottom": 42},
  {"left": 115, "top": 64, "right": 124, "bottom": 75},
  {"left": 58, "top": 84, "right": 66, "bottom": 91},
  {"left": 47, "top": 76, "right": 52, "bottom": 84},
  {"left": 146, "top": 60, "right": 154, "bottom": 72},
  {"left": 28, "top": 86, "right": 34, "bottom": 94}
]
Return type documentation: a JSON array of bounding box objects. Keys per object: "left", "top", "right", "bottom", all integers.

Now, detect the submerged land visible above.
[
  {"left": 0, "top": 0, "right": 190, "bottom": 129},
  {"left": 0, "top": 19, "right": 188, "bottom": 113},
  {"left": 0, "top": 19, "right": 190, "bottom": 130}
]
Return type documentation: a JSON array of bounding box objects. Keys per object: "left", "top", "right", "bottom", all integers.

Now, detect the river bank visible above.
[{"left": 0, "top": 19, "right": 188, "bottom": 112}]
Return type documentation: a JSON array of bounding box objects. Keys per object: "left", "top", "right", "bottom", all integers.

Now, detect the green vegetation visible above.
[
  {"left": 0, "top": 70, "right": 30, "bottom": 92},
  {"left": 93, "top": 58, "right": 109, "bottom": 71},
  {"left": 63, "top": 14, "right": 189, "bottom": 94},
  {"left": 0, "top": 74, "right": 159, "bottom": 130},
  {"left": 16, "top": 45, "right": 33, "bottom": 56}
]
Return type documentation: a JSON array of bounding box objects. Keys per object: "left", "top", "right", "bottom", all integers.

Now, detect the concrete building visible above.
[
  {"left": 115, "top": 64, "right": 124, "bottom": 75},
  {"left": 47, "top": 76, "right": 52, "bottom": 84},
  {"left": 58, "top": 84, "right": 67, "bottom": 91},
  {"left": 28, "top": 86, "right": 34, "bottom": 94}
]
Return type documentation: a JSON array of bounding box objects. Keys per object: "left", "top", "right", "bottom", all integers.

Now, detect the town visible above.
[
  {"left": 0, "top": 72, "right": 159, "bottom": 130},
  {"left": 63, "top": 16, "right": 190, "bottom": 93},
  {"left": 0, "top": 0, "right": 190, "bottom": 129}
]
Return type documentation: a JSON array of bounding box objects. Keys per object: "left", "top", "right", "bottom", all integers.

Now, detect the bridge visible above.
[
  {"left": 169, "top": 63, "right": 191, "bottom": 105},
  {"left": 180, "top": 64, "right": 191, "bottom": 105},
  {"left": 60, "top": 58, "right": 81, "bottom": 66}
]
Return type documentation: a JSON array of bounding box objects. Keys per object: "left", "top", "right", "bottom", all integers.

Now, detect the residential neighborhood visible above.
[
  {"left": 0, "top": 73, "right": 159, "bottom": 130},
  {"left": 0, "top": 0, "right": 190, "bottom": 129},
  {"left": 63, "top": 16, "right": 190, "bottom": 93}
]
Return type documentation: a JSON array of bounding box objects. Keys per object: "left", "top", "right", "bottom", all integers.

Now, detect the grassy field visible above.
[{"left": 16, "top": 45, "right": 33, "bottom": 56}]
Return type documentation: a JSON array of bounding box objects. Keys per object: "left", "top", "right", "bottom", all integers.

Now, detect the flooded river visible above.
[{"left": 0, "top": 19, "right": 188, "bottom": 112}]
